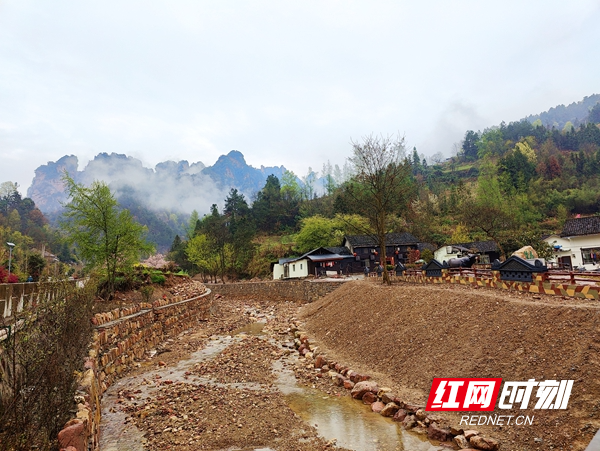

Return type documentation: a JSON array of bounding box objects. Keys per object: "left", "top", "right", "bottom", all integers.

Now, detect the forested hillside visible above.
[
  {"left": 4, "top": 95, "right": 600, "bottom": 283},
  {"left": 171, "top": 96, "right": 600, "bottom": 280}
]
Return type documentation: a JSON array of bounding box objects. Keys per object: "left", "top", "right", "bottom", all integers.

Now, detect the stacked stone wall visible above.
[
  {"left": 58, "top": 289, "right": 212, "bottom": 451},
  {"left": 207, "top": 279, "right": 344, "bottom": 302}
]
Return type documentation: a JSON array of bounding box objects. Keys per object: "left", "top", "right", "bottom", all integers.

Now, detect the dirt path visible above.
[{"left": 299, "top": 280, "right": 600, "bottom": 451}]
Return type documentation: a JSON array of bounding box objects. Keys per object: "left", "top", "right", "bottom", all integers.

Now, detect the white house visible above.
[
  {"left": 543, "top": 216, "right": 600, "bottom": 270},
  {"left": 272, "top": 247, "right": 352, "bottom": 280}
]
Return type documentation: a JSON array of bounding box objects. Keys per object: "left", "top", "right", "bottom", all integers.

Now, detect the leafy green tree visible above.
[
  {"left": 185, "top": 233, "right": 215, "bottom": 282},
  {"left": 224, "top": 189, "right": 255, "bottom": 277},
  {"left": 281, "top": 170, "right": 301, "bottom": 202},
  {"left": 588, "top": 103, "right": 600, "bottom": 124},
  {"left": 294, "top": 214, "right": 369, "bottom": 254},
  {"left": 62, "top": 175, "right": 153, "bottom": 298},
  {"left": 462, "top": 130, "right": 480, "bottom": 160},
  {"left": 187, "top": 210, "right": 200, "bottom": 240},
  {"left": 26, "top": 253, "right": 46, "bottom": 281},
  {"left": 477, "top": 128, "right": 505, "bottom": 158},
  {"left": 461, "top": 163, "right": 516, "bottom": 258}
]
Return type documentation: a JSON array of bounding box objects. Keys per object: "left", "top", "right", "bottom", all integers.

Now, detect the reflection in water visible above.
[{"left": 274, "top": 358, "right": 442, "bottom": 451}]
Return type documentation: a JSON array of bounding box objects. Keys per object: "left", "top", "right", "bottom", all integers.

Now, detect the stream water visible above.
[{"left": 99, "top": 322, "right": 443, "bottom": 451}]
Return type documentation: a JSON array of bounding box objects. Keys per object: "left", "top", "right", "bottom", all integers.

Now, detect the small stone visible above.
[
  {"left": 343, "top": 380, "right": 355, "bottom": 390},
  {"left": 415, "top": 408, "right": 427, "bottom": 421},
  {"left": 464, "top": 430, "right": 479, "bottom": 440},
  {"left": 469, "top": 435, "right": 499, "bottom": 451}
]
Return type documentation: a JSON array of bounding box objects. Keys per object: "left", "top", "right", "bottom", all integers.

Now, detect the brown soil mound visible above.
[{"left": 300, "top": 280, "right": 600, "bottom": 450}]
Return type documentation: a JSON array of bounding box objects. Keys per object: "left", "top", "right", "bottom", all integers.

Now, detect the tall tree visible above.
[
  {"left": 346, "top": 134, "right": 414, "bottom": 284},
  {"left": 462, "top": 130, "right": 480, "bottom": 160},
  {"left": 61, "top": 175, "right": 153, "bottom": 298}
]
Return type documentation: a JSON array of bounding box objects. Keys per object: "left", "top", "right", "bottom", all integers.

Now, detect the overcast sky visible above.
[{"left": 1, "top": 0, "right": 599, "bottom": 192}]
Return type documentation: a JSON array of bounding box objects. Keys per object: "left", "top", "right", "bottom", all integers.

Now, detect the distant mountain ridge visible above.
[
  {"left": 27, "top": 150, "right": 288, "bottom": 215},
  {"left": 524, "top": 94, "right": 600, "bottom": 129}
]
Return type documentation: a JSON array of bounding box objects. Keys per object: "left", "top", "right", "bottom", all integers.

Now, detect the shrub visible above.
[
  {"left": 150, "top": 273, "right": 166, "bottom": 285},
  {"left": 0, "top": 278, "right": 96, "bottom": 449},
  {"left": 140, "top": 285, "right": 155, "bottom": 303}
]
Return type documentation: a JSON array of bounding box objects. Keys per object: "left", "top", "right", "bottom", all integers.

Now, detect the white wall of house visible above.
[
  {"left": 272, "top": 259, "right": 310, "bottom": 279},
  {"left": 273, "top": 263, "right": 285, "bottom": 280},
  {"left": 433, "top": 246, "right": 462, "bottom": 264},
  {"left": 544, "top": 233, "right": 600, "bottom": 270}
]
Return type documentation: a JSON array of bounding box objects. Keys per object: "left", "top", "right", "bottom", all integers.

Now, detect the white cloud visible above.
[{"left": 0, "top": 0, "right": 599, "bottom": 192}]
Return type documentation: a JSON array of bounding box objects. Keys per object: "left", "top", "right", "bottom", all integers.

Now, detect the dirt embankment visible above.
[{"left": 300, "top": 280, "right": 600, "bottom": 451}]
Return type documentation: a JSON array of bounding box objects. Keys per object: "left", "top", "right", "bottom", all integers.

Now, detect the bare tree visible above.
[{"left": 347, "top": 134, "right": 414, "bottom": 284}]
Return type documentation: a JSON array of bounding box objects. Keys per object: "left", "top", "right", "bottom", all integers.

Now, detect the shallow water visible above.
[
  {"left": 99, "top": 321, "right": 442, "bottom": 451},
  {"left": 273, "top": 358, "right": 441, "bottom": 451}
]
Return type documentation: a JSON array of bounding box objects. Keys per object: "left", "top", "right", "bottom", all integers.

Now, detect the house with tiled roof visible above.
[
  {"left": 543, "top": 216, "right": 600, "bottom": 270},
  {"left": 434, "top": 240, "right": 500, "bottom": 265},
  {"left": 272, "top": 246, "right": 355, "bottom": 279},
  {"left": 342, "top": 233, "right": 435, "bottom": 269}
]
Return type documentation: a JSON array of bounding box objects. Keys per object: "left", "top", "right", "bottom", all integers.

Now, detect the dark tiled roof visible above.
[
  {"left": 454, "top": 241, "right": 498, "bottom": 253},
  {"left": 344, "top": 233, "right": 419, "bottom": 247},
  {"left": 417, "top": 242, "right": 437, "bottom": 252},
  {"left": 561, "top": 216, "right": 600, "bottom": 237},
  {"left": 325, "top": 246, "right": 353, "bottom": 256}
]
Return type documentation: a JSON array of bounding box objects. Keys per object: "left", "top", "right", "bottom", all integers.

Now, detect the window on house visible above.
[
  {"left": 582, "top": 248, "right": 600, "bottom": 265},
  {"left": 300, "top": 263, "right": 303, "bottom": 270},
  {"left": 292, "top": 264, "right": 296, "bottom": 271}
]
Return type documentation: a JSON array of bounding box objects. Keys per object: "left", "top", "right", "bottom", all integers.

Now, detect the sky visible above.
[{"left": 1, "top": 0, "right": 600, "bottom": 193}]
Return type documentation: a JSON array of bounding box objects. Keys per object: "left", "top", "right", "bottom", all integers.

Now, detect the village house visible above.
[
  {"left": 272, "top": 246, "right": 355, "bottom": 279},
  {"left": 543, "top": 216, "right": 600, "bottom": 270},
  {"left": 342, "top": 233, "right": 435, "bottom": 270},
  {"left": 272, "top": 233, "right": 435, "bottom": 279}
]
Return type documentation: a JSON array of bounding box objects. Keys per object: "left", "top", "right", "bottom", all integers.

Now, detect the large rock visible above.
[
  {"left": 454, "top": 434, "right": 470, "bottom": 449},
  {"left": 380, "top": 402, "right": 400, "bottom": 417},
  {"left": 512, "top": 245, "right": 538, "bottom": 259},
  {"left": 371, "top": 401, "right": 385, "bottom": 413},
  {"left": 403, "top": 414, "right": 417, "bottom": 429},
  {"left": 427, "top": 424, "right": 451, "bottom": 442},
  {"left": 381, "top": 391, "right": 396, "bottom": 404},
  {"left": 392, "top": 408, "right": 408, "bottom": 422},
  {"left": 470, "top": 435, "right": 500, "bottom": 451},
  {"left": 464, "top": 430, "right": 480, "bottom": 440},
  {"left": 350, "top": 381, "right": 379, "bottom": 399},
  {"left": 58, "top": 419, "right": 86, "bottom": 451},
  {"left": 362, "top": 392, "right": 377, "bottom": 404}
]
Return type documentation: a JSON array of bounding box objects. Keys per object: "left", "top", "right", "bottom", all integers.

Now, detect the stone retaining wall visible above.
[
  {"left": 58, "top": 289, "right": 212, "bottom": 451},
  {"left": 207, "top": 279, "right": 345, "bottom": 302},
  {"left": 401, "top": 270, "right": 600, "bottom": 300}
]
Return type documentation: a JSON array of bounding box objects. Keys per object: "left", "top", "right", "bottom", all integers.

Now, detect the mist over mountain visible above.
[{"left": 27, "top": 150, "right": 288, "bottom": 216}]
